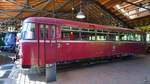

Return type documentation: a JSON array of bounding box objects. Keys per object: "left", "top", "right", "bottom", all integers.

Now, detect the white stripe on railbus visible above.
[{"left": 20, "top": 40, "right": 144, "bottom": 43}]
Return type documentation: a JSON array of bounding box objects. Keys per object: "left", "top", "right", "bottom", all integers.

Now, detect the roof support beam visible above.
[
  {"left": 0, "top": 13, "right": 12, "bottom": 17},
  {"left": 12, "top": 0, "right": 24, "bottom": 5},
  {"left": 5, "top": 0, "right": 24, "bottom": 8},
  {"left": 52, "top": 0, "right": 55, "bottom": 17},
  {"left": 24, "top": 0, "right": 29, "bottom": 7},
  {"left": 12, "top": 9, "right": 23, "bottom": 18},
  {"left": 55, "top": 0, "right": 72, "bottom": 12},
  {"left": 118, "top": 0, "right": 143, "bottom": 10},
  {"left": 10, "top": 0, "right": 28, "bottom": 19},
  {"left": 29, "top": 0, "right": 51, "bottom": 17},
  {"left": 120, "top": 0, "right": 150, "bottom": 10},
  {"left": 126, "top": 4, "right": 149, "bottom": 12},
  {"left": 31, "top": 0, "right": 48, "bottom": 8},
  {"left": 11, "top": 0, "right": 26, "bottom": 7},
  {"left": 58, "top": 1, "right": 81, "bottom": 14},
  {"left": 30, "top": 0, "right": 43, "bottom": 4},
  {"left": 43, "top": 0, "right": 72, "bottom": 17},
  {"left": 90, "top": 0, "right": 132, "bottom": 28},
  {"left": 0, "top": 9, "right": 48, "bottom": 13}
]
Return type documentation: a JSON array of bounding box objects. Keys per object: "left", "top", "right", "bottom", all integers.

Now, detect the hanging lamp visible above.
[{"left": 76, "top": 1, "right": 85, "bottom": 19}]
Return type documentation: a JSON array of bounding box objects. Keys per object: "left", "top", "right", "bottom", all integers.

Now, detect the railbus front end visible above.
[{"left": 20, "top": 20, "right": 58, "bottom": 68}]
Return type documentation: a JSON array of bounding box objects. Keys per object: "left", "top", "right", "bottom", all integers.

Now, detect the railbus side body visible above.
[{"left": 20, "top": 17, "right": 146, "bottom": 68}]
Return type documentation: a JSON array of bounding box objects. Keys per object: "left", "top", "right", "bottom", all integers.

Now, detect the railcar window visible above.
[
  {"left": 62, "top": 25, "right": 79, "bottom": 31},
  {"left": 21, "top": 23, "right": 35, "bottom": 40},
  {"left": 22, "top": 23, "right": 28, "bottom": 32},
  {"left": 128, "top": 33, "right": 135, "bottom": 41},
  {"left": 142, "top": 34, "right": 145, "bottom": 41},
  {"left": 107, "top": 31, "right": 119, "bottom": 41},
  {"left": 61, "top": 31, "right": 69, "bottom": 40},
  {"left": 89, "top": 32, "right": 96, "bottom": 40},
  {"left": 52, "top": 26, "right": 55, "bottom": 39},
  {"left": 135, "top": 34, "right": 142, "bottom": 41},
  {"left": 106, "top": 34, "right": 116, "bottom": 41},
  {"left": 115, "top": 31, "right": 120, "bottom": 41},
  {"left": 109, "top": 31, "right": 118, "bottom": 34},
  {"left": 81, "top": 28, "right": 95, "bottom": 40},
  {"left": 71, "top": 27, "right": 79, "bottom": 31},
  {"left": 29, "top": 23, "right": 35, "bottom": 39},
  {"left": 89, "top": 29, "right": 94, "bottom": 32},
  {"left": 61, "top": 31, "right": 79, "bottom": 40},
  {"left": 45, "top": 25, "right": 49, "bottom": 39},
  {"left": 140, "top": 34, "right": 143, "bottom": 41},
  {"left": 62, "top": 25, "right": 70, "bottom": 30},
  {"left": 120, "top": 32, "right": 128, "bottom": 41},
  {"left": 72, "top": 32, "right": 80, "bottom": 40},
  {"left": 97, "top": 30, "right": 102, "bottom": 33},
  {"left": 81, "top": 32, "right": 90, "bottom": 40},
  {"left": 89, "top": 29, "right": 95, "bottom": 40},
  {"left": 146, "top": 34, "right": 150, "bottom": 42},
  {"left": 61, "top": 26, "right": 80, "bottom": 40},
  {"left": 97, "top": 30, "right": 119, "bottom": 41},
  {"left": 116, "top": 35, "right": 119, "bottom": 41},
  {"left": 96, "top": 33, "right": 106, "bottom": 41},
  {"left": 96, "top": 29, "right": 111, "bottom": 41},
  {"left": 40, "top": 25, "right": 44, "bottom": 39},
  {"left": 82, "top": 28, "right": 88, "bottom": 31}
]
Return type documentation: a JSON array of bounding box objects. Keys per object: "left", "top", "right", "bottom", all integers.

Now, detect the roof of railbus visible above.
[{"left": 24, "top": 17, "right": 143, "bottom": 33}]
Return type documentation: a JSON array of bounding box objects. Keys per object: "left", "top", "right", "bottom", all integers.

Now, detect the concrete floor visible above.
[
  {"left": 1, "top": 54, "right": 150, "bottom": 84},
  {"left": 54, "top": 55, "right": 150, "bottom": 84}
]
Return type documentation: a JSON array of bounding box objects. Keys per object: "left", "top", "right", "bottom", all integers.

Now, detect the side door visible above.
[{"left": 37, "top": 24, "right": 57, "bottom": 66}]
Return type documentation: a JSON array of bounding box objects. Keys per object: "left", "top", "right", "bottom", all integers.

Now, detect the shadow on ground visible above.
[{"left": 57, "top": 55, "right": 145, "bottom": 73}]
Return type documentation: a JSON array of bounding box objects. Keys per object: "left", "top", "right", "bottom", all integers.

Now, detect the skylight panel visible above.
[{"left": 128, "top": 10, "right": 136, "bottom": 15}]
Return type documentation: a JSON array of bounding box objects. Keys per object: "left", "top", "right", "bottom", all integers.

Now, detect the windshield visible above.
[{"left": 21, "top": 23, "right": 35, "bottom": 40}]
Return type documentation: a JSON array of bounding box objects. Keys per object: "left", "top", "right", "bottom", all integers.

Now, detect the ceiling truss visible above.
[{"left": 0, "top": 0, "right": 149, "bottom": 32}]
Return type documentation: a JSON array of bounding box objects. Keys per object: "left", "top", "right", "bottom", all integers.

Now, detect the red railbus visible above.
[{"left": 19, "top": 17, "right": 146, "bottom": 68}]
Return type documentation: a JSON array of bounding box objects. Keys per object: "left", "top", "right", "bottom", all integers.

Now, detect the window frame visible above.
[
  {"left": 61, "top": 25, "right": 80, "bottom": 40},
  {"left": 81, "top": 27, "right": 96, "bottom": 41},
  {"left": 21, "top": 22, "right": 36, "bottom": 40},
  {"left": 60, "top": 25, "right": 144, "bottom": 42}
]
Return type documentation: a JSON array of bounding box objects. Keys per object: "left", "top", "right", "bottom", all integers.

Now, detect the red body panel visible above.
[{"left": 21, "top": 41, "right": 146, "bottom": 66}]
